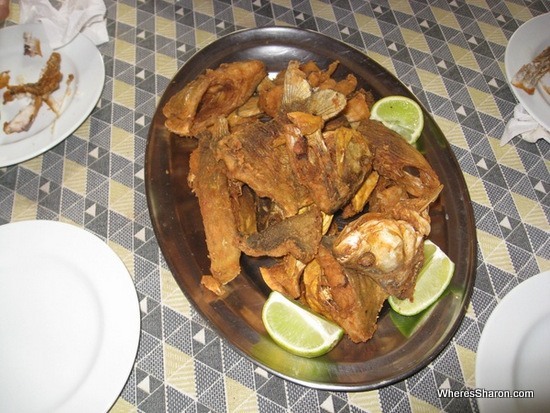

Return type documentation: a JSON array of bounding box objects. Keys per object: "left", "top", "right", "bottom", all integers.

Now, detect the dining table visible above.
[{"left": 1, "top": 0, "right": 549, "bottom": 412}]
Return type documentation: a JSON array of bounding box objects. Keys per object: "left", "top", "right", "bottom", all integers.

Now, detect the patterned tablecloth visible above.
[{"left": 1, "top": 1, "right": 549, "bottom": 412}]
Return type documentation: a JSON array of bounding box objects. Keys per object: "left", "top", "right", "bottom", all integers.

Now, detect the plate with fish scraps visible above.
[
  {"left": 145, "top": 27, "right": 476, "bottom": 391},
  {"left": 505, "top": 13, "right": 550, "bottom": 132},
  {"left": 0, "top": 23, "right": 104, "bottom": 167}
]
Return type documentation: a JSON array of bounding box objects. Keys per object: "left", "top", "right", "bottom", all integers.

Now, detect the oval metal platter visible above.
[{"left": 145, "top": 27, "right": 476, "bottom": 391}]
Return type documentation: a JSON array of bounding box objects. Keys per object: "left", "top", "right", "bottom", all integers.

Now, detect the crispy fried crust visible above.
[
  {"left": 163, "top": 60, "right": 267, "bottom": 136},
  {"left": 216, "top": 119, "right": 313, "bottom": 216},
  {"left": 239, "top": 207, "right": 323, "bottom": 263},
  {"left": 303, "top": 243, "right": 388, "bottom": 343},
  {"left": 189, "top": 134, "right": 242, "bottom": 289}
]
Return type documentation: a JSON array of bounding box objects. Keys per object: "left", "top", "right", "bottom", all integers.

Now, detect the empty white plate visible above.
[
  {"left": 0, "top": 220, "right": 140, "bottom": 413},
  {"left": 476, "top": 271, "right": 550, "bottom": 412}
]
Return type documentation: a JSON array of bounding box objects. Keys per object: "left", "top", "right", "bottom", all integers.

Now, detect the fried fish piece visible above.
[
  {"left": 357, "top": 119, "right": 442, "bottom": 200},
  {"left": 163, "top": 60, "right": 267, "bottom": 136},
  {"left": 285, "top": 126, "right": 373, "bottom": 214},
  {"left": 342, "top": 90, "right": 371, "bottom": 125},
  {"left": 239, "top": 207, "right": 323, "bottom": 263},
  {"left": 302, "top": 243, "right": 388, "bottom": 343},
  {"left": 260, "top": 255, "right": 305, "bottom": 299},
  {"left": 217, "top": 118, "right": 313, "bottom": 216},
  {"left": 341, "top": 170, "right": 379, "bottom": 218},
  {"left": 367, "top": 175, "right": 408, "bottom": 214},
  {"left": 257, "top": 76, "right": 284, "bottom": 118},
  {"left": 189, "top": 129, "right": 242, "bottom": 294},
  {"left": 301, "top": 60, "right": 339, "bottom": 88}
]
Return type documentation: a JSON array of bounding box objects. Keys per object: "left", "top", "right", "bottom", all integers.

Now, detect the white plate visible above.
[
  {"left": 504, "top": 13, "right": 550, "bottom": 132},
  {"left": 0, "top": 23, "right": 105, "bottom": 167},
  {"left": 0, "top": 220, "right": 140, "bottom": 413},
  {"left": 476, "top": 271, "right": 550, "bottom": 413}
]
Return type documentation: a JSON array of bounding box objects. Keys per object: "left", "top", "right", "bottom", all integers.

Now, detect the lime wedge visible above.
[
  {"left": 370, "top": 95, "right": 424, "bottom": 144},
  {"left": 390, "top": 304, "right": 434, "bottom": 337},
  {"left": 388, "top": 240, "right": 455, "bottom": 316},
  {"left": 262, "top": 291, "right": 344, "bottom": 358}
]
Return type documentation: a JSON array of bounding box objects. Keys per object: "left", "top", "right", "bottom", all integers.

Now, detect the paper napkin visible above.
[
  {"left": 501, "top": 103, "right": 550, "bottom": 146},
  {"left": 19, "top": 0, "right": 108, "bottom": 49}
]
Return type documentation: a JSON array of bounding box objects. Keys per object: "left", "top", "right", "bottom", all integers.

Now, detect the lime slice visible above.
[
  {"left": 262, "top": 291, "right": 344, "bottom": 358},
  {"left": 388, "top": 240, "right": 455, "bottom": 316},
  {"left": 370, "top": 95, "right": 424, "bottom": 144}
]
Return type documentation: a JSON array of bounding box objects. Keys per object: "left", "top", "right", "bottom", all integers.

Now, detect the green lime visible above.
[
  {"left": 262, "top": 291, "right": 344, "bottom": 358},
  {"left": 390, "top": 304, "right": 434, "bottom": 337},
  {"left": 388, "top": 240, "right": 455, "bottom": 316},
  {"left": 370, "top": 95, "right": 424, "bottom": 144}
]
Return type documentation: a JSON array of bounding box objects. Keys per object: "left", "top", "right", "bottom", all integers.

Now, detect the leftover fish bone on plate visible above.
[
  {"left": 511, "top": 45, "right": 550, "bottom": 95},
  {"left": 162, "top": 59, "right": 443, "bottom": 344},
  {"left": 1, "top": 33, "right": 73, "bottom": 136}
]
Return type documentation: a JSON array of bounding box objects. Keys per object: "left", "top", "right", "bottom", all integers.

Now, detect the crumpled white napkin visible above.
[
  {"left": 501, "top": 103, "right": 550, "bottom": 146},
  {"left": 19, "top": 0, "right": 108, "bottom": 49}
]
